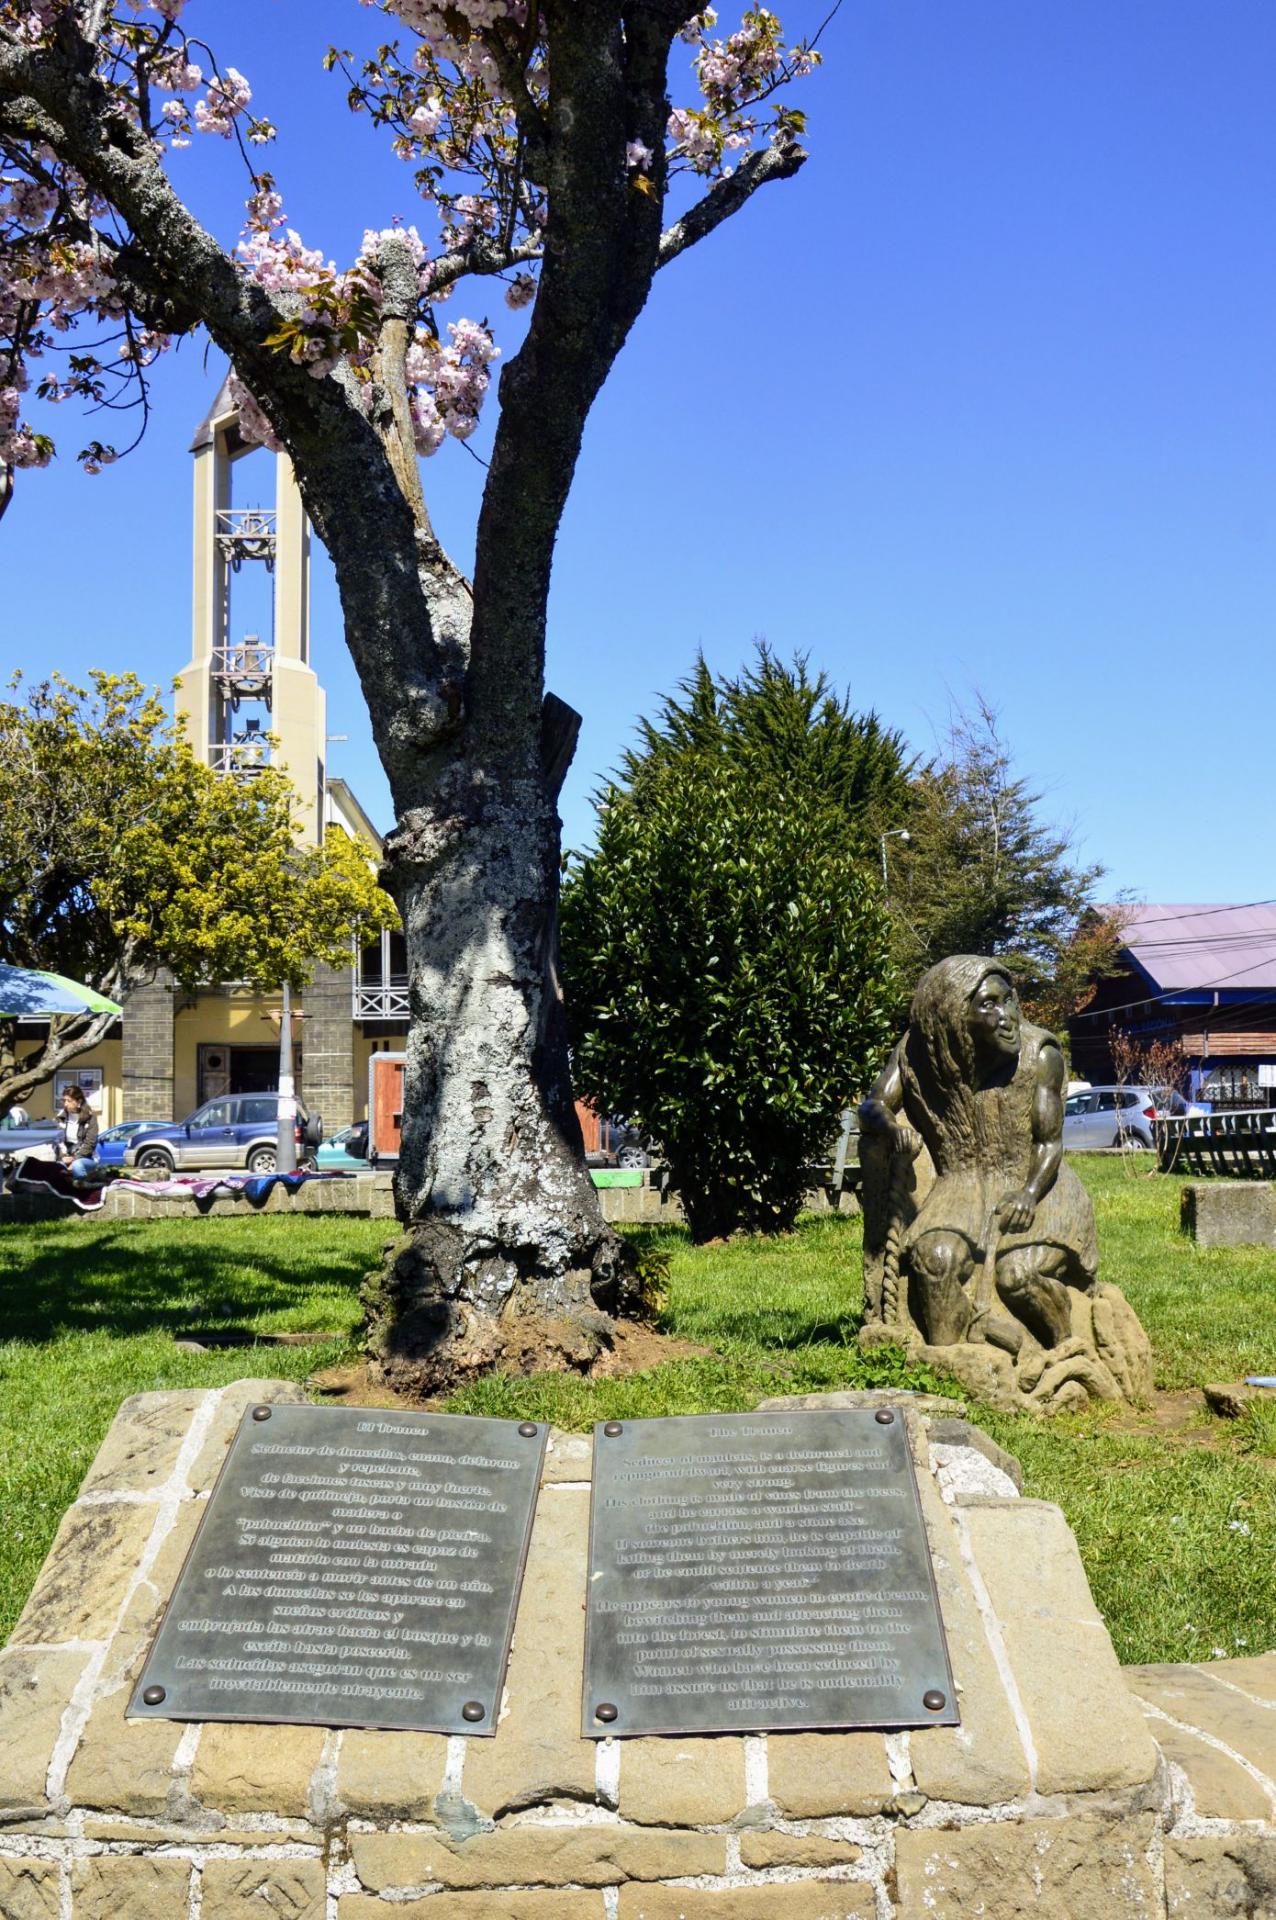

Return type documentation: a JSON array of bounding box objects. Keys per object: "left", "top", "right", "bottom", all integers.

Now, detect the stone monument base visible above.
[
  {"left": 861, "top": 1279, "right": 1155, "bottom": 1415},
  {"left": 1, "top": 1381, "right": 1272, "bottom": 1917}
]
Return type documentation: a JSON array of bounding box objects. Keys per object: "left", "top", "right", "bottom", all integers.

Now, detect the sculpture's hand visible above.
[
  {"left": 891, "top": 1125, "right": 922, "bottom": 1160},
  {"left": 997, "top": 1187, "right": 1037, "bottom": 1233}
]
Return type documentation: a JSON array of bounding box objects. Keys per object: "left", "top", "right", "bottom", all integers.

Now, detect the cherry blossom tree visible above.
[{"left": 0, "top": 0, "right": 826, "bottom": 1389}]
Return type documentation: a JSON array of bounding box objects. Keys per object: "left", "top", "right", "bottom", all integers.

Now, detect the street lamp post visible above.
[
  {"left": 880, "top": 828, "right": 911, "bottom": 903},
  {"left": 275, "top": 980, "right": 298, "bottom": 1175}
]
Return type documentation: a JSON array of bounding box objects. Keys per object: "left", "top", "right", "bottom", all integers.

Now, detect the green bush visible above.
[{"left": 562, "top": 757, "right": 895, "bottom": 1239}]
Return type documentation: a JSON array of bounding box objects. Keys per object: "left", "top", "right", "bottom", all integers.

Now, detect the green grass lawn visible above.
[{"left": 0, "top": 1157, "right": 1272, "bottom": 1663}]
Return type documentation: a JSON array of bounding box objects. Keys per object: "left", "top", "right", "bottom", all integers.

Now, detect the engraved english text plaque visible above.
[
  {"left": 129, "top": 1404, "right": 547, "bottom": 1735},
  {"left": 582, "top": 1409, "right": 958, "bottom": 1737}
]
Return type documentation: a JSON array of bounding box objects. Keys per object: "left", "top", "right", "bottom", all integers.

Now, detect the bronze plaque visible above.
[
  {"left": 129, "top": 1404, "right": 546, "bottom": 1734},
  {"left": 582, "top": 1409, "right": 958, "bottom": 1737}
]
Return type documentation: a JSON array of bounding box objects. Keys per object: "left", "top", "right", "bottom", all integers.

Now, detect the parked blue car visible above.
[
  {"left": 124, "top": 1094, "right": 322, "bottom": 1175},
  {"left": 95, "top": 1122, "right": 166, "bottom": 1167}
]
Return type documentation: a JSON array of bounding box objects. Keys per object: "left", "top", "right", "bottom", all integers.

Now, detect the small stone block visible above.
[
  {"left": 69, "top": 1855, "right": 192, "bottom": 1920},
  {"left": 910, "top": 1470, "right": 1031, "bottom": 1804},
  {"left": 1165, "top": 1833, "right": 1276, "bottom": 1917},
  {"left": 0, "top": 1647, "right": 93, "bottom": 1809},
  {"left": 1203, "top": 1381, "right": 1271, "bottom": 1419},
  {"left": 926, "top": 1417, "right": 1023, "bottom": 1489},
  {"left": 1150, "top": 1716, "right": 1273, "bottom": 1822},
  {"left": 192, "top": 1720, "right": 327, "bottom": 1816},
  {"left": 462, "top": 1485, "right": 596, "bottom": 1816},
  {"left": 1125, "top": 1662, "right": 1276, "bottom": 1780},
  {"left": 962, "top": 1501, "right": 1157, "bottom": 1793},
  {"left": 767, "top": 1731, "right": 894, "bottom": 1818},
  {"left": 65, "top": 1661, "right": 188, "bottom": 1814},
  {"left": 738, "top": 1833, "right": 863, "bottom": 1869},
  {"left": 200, "top": 1859, "right": 326, "bottom": 1920},
  {"left": 77, "top": 1388, "right": 207, "bottom": 1497},
  {"left": 617, "top": 1887, "right": 876, "bottom": 1920},
  {"left": 0, "top": 1857, "right": 61, "bottom": 1919},
  {"left": 1182, "top": 1181, "right": 1276, "bottom": 1247},
  {"left": 335, "top": 1727, "right": 449, "bottom": 1821},
  {"left": 8, "top": 1500, "right": 158, "bottom": 1647},
  {"left": 619, "top": 1738, "right": 746, "bottom": 1826},
  {"left": 350, "top": 1826, "right": 725, "bottom": 1893},
  {"left": 1211, "top": 1652, "right": 1276, "bottom": 1705},
  {"left": 895, "top": 1814, "right": 1161, "bottom": 1919},
  {"left": 339, "top": 1894, "right": 605, "bottom": 1920},
  {"left": 542, "top": 1428, "right": 593, "bottom": 1483}
]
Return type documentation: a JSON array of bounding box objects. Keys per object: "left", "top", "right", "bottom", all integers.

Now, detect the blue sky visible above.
[{"left": 3, "top": 2, "right": 1274, "bottom": 900}]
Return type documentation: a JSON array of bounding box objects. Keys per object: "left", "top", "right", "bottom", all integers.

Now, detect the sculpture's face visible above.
[{"left": 966, "top": 973, "right": 1020, "bottom": 1060}]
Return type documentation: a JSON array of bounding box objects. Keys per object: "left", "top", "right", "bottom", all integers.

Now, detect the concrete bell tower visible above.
[{"left": 175, "top": 374, "right": 327, "bottom": 844}]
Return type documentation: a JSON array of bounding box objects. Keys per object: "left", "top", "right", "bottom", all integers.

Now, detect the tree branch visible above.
[
  {"left": 657, "top": 141, "right": 807, "bottom": 270},
  {"left": 480, "top": 23, "right": 550, "bottom": 182},
  {"left": 427, "top": 234, "right": 544, "bottom": 295}
]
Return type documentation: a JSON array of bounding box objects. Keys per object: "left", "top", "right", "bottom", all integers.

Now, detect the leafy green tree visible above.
[
  {"left": 621, "top": 646, "right": 914, "bottom": 837},
  {"left": 886, "top": 698, "right": 1116, "bottom": 1026},
  {"left": 562, "top": 752, "right": 895, "bottom": 1241},
  {"left": 0, "top": 672, "right": 395, "bottom": 1113}
]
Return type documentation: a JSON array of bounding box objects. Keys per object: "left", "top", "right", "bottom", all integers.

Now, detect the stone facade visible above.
[
  {"left": 120, "top": 971, "right": 175, "bottom": 1121},
  {"left": 1, "top": 1382, "right": 1273, "bottom": 1917},
  {"left": 302, "top": 961, "right": 358, "bottom": 1132}
]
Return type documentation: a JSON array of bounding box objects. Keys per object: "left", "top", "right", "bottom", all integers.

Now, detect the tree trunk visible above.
[{"left": 361, "top": 725, "right": 630, "bottom": 1396}]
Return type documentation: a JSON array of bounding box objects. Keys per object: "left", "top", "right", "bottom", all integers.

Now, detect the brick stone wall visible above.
[
  {"left": 303, "top": 962, "right": 357, "bottom": 1131},
  {"left": 3, "top": 1382, "right": 1272, "bottom": 1914},
  {"left": 121, "top": 971, "right": 175, "bottom": 1121}
]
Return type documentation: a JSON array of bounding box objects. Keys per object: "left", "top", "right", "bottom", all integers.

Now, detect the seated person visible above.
[{"left": 56, "top": 1084, "right": 100, "bottom": 1179}]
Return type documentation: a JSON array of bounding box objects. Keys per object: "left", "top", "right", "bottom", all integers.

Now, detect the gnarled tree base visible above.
[{"left": 361, "top": 1219, "right": 635, "bottom": 1398}]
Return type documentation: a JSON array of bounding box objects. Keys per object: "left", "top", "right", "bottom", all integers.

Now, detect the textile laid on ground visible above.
[
  {"left": 9, "top": 1157, "right": 108, "bottom": 1211},
  {"left": 111, "top": 1170, "right": 354, "bottom": 1203}
]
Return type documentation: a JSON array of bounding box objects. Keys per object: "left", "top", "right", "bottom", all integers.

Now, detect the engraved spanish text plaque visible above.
[
  {"left": 129, "top": 1405, "right": 546, "bottom": 1735},
  {"left": 582, "top": 1409, "right": 958, "bottom": 1737}
]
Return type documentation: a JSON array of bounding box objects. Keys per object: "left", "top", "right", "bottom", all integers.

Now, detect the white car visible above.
[{"left": 1063, "top": 1086, "right": 1160, "bottom": 1151}]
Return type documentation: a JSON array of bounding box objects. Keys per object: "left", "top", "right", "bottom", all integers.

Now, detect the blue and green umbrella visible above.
[{"left": 0, "top": 966, "right": 122, "bottom": 1019}]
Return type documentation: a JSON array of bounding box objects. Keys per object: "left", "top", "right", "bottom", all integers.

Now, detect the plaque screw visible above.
[
  {"left": 594, "top": 1702, "right": 619, "bottom": 1724},
  {"left": 461, "top": 1701, "right": 486, "bottom": 1723},
  {"left": 923, "top": 1690, "right": 946, "bottom": 1713},
  {"left": 518, "top": 1422, "right": 538, "bottom": 1438},
  {"left": 142, "top": 1685, "right": 166, "bottom": 1706},
  {"left": 252, "top": 1405, "right": 272, "bottom": 1422},
  {"left": 602, "top": 1422, "right": 623, "bottom": 1437},
  {"left": 875, "top": 1408, "right": 895, "bottom": 1425}
]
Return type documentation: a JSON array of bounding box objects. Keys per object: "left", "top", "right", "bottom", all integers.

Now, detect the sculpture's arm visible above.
[
  {"left": 858, "top": 1045, "right": 920, "bottom": 1158},
  {"left": 998, "top": 1040, "right": 1066, "bottom": 1231}
]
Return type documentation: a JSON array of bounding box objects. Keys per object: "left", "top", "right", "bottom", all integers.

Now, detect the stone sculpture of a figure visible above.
[{"left": 858, "top": 955, "right": 1152, "bottom": 1414}]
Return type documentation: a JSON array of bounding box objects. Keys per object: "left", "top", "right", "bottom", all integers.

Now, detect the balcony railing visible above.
[
  {"left": 212, "top": 640, "right": 273, "bottom": 703},
  {"left": 355, "top": 976, "right": 410, "bottom": 1020},
  {"left": 216, "top": 508, "right": 277, "bottom": 572},
  {"left": 210, "top": 737, "right": 271, "bottom": 778}
]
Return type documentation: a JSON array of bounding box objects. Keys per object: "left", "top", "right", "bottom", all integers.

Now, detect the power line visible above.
[
  {"left": 1103, "top": 899, "right": 1276, "bottom": 929},
  {"left": 1072, "top": 944, "right": 1276, "bottom": 1025}
]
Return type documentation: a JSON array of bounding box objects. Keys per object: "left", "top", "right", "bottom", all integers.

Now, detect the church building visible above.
[{"left": 34, "top": 378, "right": 406, "bottom": 1131}]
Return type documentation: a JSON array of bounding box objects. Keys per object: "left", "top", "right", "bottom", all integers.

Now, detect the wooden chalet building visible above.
[{"left": 1068, "top": 903, "right": 1276, "bottom": 1109}]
